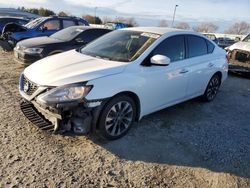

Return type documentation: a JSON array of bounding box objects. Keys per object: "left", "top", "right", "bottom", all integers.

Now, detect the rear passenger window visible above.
[
  {"left": 153, "top": 36, "right": 185, "bottom": 62},
  {"left": 187, "top": 36, "right": 207, "bottom": 58},
  {"left": 206, "top": 40, "right": 215, "bottom": 53},
  {"left": 63, "top": 20, "right": 76, "bottom": 28}
]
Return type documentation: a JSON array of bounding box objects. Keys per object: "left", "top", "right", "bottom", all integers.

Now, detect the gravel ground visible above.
[{"left": 0, "top": 51, "right": 250, "bottom": 188}]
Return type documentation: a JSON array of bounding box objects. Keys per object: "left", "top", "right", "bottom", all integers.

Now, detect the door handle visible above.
[
  {"left": 179, "top": 69, "right": 189, "bottom": 74},
  {"left": 208, "top": 63, "right": 214, "bottom": 67}
]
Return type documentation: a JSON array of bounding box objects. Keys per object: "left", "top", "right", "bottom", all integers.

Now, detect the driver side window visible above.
[
  {"left": 153, "top": 35, "right": 185, "bottom": 62},
  {"left": 40, "top": 20, "right": 60, "bottom": 30}
]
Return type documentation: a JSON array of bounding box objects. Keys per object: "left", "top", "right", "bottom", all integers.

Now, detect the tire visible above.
[
  {"left": 98, "top": 95, "right": 136, "bottom": 140},
  {"left": 202, "top": 74, "right": 221, "bottom": 102}
]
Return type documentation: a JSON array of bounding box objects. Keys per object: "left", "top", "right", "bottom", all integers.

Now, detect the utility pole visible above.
[
  {"left": 171, "top": 5, "right": 178, "bottom": 28},
  {"left": 94, "top": 7, "right": 97, "bottom": 24}
]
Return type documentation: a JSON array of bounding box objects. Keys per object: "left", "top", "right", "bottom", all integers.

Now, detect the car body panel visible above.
[{"left": 24, "top": 50, "right": 128, "bottom": 86}]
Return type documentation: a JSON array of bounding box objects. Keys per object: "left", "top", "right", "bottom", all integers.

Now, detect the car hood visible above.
[
  {"left": 228, "top": 41, "right": 250, "bottom": 52},
  {"left": 24, "top": 50, "right": 127, "bottom": 86},
  {"left": 17, "top": 36, "right": 62, "bottom": 48}
]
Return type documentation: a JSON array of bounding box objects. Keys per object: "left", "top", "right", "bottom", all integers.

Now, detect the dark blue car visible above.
[{"left": 2, "top": 16, "right": 89, "bottom": 48}]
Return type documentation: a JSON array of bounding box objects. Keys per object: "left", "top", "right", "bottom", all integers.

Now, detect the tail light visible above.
[{"left": 226, "top": 52, "right": 231, "bottom": 63}]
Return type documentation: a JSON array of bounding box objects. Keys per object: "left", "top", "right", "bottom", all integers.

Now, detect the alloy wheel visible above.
[
  {"left": 206, "top": 76, "right": 220, "bottom": 101},
  {"left": 105, "top": 101, "right": 134, "bottom": 137}
]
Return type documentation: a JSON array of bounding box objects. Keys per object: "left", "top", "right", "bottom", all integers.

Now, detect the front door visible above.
[{"left": 140, "top": 35, "right": 190, "bottom": 114}]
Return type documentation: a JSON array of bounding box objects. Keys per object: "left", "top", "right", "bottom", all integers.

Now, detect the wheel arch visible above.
[
  {"left": 213, "top": 71, "right": 222, "bottom": 83},
  {"left": 108, "top": 91, "right": 141, "bottom": 122},
  {"left": 93, "top": 90, "right": 141, "bottom": 133}
]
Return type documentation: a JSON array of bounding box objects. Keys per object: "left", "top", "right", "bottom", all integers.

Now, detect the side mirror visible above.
[
  {"left": 75, "top": 38, "right": 85, "bottom": 43},
  {"left": 150, "top": 55, "right": 170, "bottom": 66}
]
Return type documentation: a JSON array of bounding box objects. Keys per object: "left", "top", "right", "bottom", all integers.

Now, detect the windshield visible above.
[
  {"left": 25, "top": 17, "right": 46, "bottom": 29},
  {"left": 243, "top": 34, "right": 250, "bottom": 42},
  {"left": 81, "top": 30, "right": 159, "bottom": 62},
  {"left": 50, "top": 27, "right": 84, "bottom": 42}
]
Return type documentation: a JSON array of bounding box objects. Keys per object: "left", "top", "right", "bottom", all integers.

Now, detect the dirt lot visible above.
[{"left": 0, "top": 51, "right": 250, "bottom": 188}]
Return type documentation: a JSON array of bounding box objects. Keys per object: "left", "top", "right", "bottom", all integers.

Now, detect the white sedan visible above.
[{"left": 19, "top": 27, "right": 228, "bottom": 140}]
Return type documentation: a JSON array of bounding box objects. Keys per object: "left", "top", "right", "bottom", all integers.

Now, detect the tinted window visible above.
[
  {"left": 206, "top": 40, "right": 215, "bottom": 53},
  {"left": 187, "top": 36, "right": 207, "bottom": 58},
  {"left": 78, "top": 29, "right": 109, "bottom": 43},
  {"left": 40, "top": 20, "right": 60, "bottom": 30},
  {"left": 63, "top": 20, "right": 76, "bottom": 28},
  {"left": 50, "top": 27, "right": 84, "bottom": 41},
  {"left": 153, "top": 35, "right": 185, "bottom": 62}
]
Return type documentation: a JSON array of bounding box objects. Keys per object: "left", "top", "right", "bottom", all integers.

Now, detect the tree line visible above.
[
  {"left": 17, "top": 7, "right": 249, "bottom": 34},
  {"left": 159, "top": 20, "right": 250, "bottom": 35}
]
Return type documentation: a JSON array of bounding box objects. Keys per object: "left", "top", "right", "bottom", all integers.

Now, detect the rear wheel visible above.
[
  {"left": 98, "top": 95, "right": 136, "bottom": 140},
  {"left": 203, "top": 74, "right": 221, "bottom": 101}
]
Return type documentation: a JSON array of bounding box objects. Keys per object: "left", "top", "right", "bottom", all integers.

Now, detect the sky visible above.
[{"left": 0, "top": 0, "right": 249, "bottom": 30}]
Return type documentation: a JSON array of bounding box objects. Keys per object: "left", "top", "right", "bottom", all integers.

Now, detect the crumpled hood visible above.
[
  {"left": 228, "top": 41, "right": 250, "bottom": 52},
  {"left": 24, "top": 50, "right": 127, "bottom": 86},
  {"left": 17, "top": 36, "right": 61, "bottom": 48}
]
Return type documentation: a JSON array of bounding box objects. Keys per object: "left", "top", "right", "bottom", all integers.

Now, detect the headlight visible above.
[
  {"left": 37, "top": 85, "right": 92, "bottom": 105},
  {"left": 24, "top": 48, "right": 43, "bottom": 54}
]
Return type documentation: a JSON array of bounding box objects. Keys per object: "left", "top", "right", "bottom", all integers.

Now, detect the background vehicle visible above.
[
  {"left": 0, "top": 17, "right": 29, "bottom": 33},
  {"left": 105, "top": 22, "right": 128, "bottom": 30},
  {"left": 19, "top": 27, "right": 228, "bottom": 140},
  {"left": 0, "top": 16, "right": 89, "bottom": 49},
  {"left": 203, "top": 33, "right": 218, "bottom": 44},
  {"left": 226, "top": 33, "right": 250, "bottom": 75},
  {"left": 217, "top": 37, "right": 235, "bottom": 48},
  {"left": 14, "top": 26, "right": 111, "bottom": 64}
]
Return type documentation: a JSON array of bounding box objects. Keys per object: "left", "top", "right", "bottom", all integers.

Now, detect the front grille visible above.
[
  {"left": 23, "top": 76, "right": 38, "bottom": 96},
  {"left": 20, "top": 100, "right": 55, "bottom": 132}
]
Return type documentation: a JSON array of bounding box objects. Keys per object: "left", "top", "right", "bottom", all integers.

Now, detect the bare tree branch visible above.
[
  {"left": 193, "top": 22, "right": 218, "bottom": 33},
  {"left": 158, "top": 20, "right": 168, "bottom": 27},
  {"left": 175, "top": 22, "right": 190, "bottom": 30},
  {"left": 224, "top": 21, "right": 250, "bottom": 35}
]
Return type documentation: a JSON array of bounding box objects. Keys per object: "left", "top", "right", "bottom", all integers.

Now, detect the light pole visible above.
[
  {"left": 94, "top": 7, "right": 98, "bottom": 24},
  {"left": 171, "top": 5, "right": 178, "bottom": 28}
]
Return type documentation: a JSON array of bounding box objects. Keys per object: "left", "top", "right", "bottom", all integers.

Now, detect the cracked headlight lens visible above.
[{"left": 37, "top": 85, "right": 92, "bottom": 104}]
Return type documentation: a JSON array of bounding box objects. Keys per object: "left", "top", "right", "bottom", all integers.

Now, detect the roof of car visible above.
[
  {"left": 0, "top": 16, "right": 28, "bottom": 20},
  {"left": 122, "top": 27, "right": 186, "bottom": 35}
]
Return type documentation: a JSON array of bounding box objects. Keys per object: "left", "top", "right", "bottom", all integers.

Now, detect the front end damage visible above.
[
  {"left": 0, "top": 23, "right": 27, "bottom": 51},
  {"left": 228, "top": 49, "right": 250, "bottom": 75},
  {"left": 19, "top": 75, "right": 105, "bottom": 135}
]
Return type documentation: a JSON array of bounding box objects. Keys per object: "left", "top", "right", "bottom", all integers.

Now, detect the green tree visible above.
[
  {"left": 58, "top": 11, "right": 68, "bottom": 17},
  {"left": 83, "top": 15, "right": 102, "bottom": 24},
  {"left": 38, "top": 8, "right": 55, "bottom": 16}
]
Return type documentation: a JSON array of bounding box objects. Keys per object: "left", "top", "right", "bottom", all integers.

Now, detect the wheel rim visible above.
[
  {"left": 105, "top": 101, "right": 134, "bottom": 137},
  {"left": 207, "top": 76, "right": 220, "bottom": 100}
]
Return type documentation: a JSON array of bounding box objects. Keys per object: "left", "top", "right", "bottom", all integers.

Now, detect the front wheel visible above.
[
  {"left": 202, "top": 74, "right": 221, "bottom": 101},
  {"left": 98, "top": 95, "right": 136, "bottom": 140}
]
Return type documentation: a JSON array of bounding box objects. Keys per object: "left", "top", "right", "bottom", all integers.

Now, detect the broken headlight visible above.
[{"left": 37, "top": 84, "right": 92, "bottom": 105}]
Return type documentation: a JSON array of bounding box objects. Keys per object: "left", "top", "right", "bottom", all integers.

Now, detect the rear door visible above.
[{"left": 185, "top": 35, "right": 216, "bottom": 97}]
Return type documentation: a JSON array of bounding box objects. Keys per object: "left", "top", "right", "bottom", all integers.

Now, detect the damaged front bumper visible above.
[{"left": 19, "top": 76, "right": 106, "bottom": 134}]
